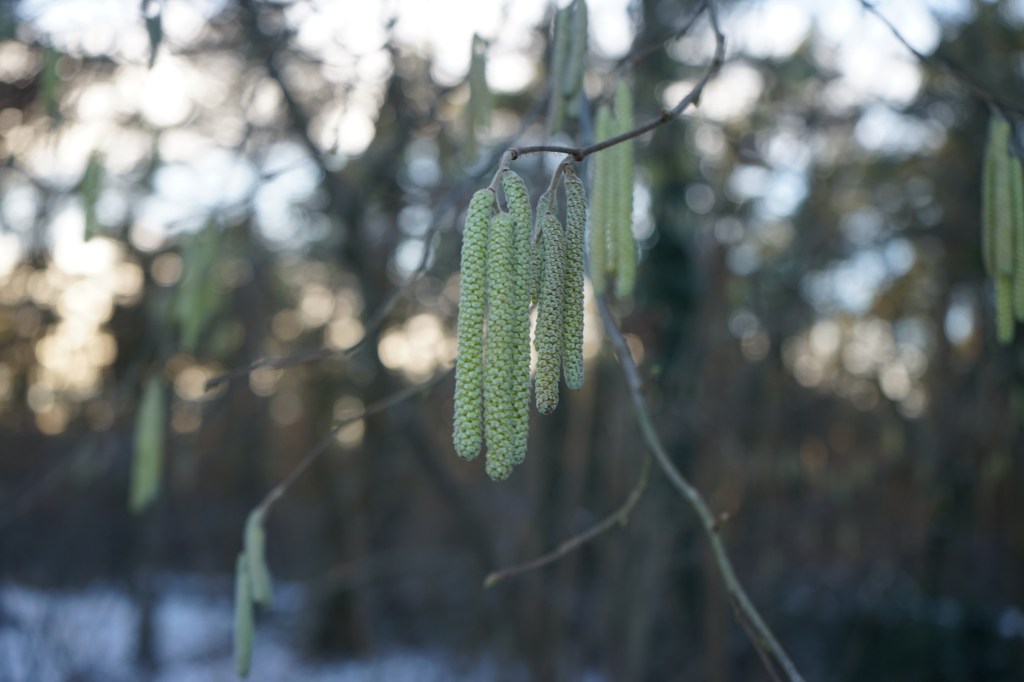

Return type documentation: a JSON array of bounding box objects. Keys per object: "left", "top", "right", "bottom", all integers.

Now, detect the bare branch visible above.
[
  {"left": 255, "top": 367, "right": 452, "bottom": 516},
  {"left": 860, "top": 0, "right": 1024, "bottom": 118},
  {"left": 510, "top": 0, "right": 725, "bottom": 162},
  {"left": 596, "top": 296, "right": 805, "bottom": 682},
  {"left": 483, "top": 455, "right": 652, "bottom": 588}
]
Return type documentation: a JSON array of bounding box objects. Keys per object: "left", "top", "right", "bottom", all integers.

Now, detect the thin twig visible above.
[
  {"left": 596, "top": 296, "right": 805, "bottom": 682},
  {"left": 624, "top": 0, "right": 709, "bottom": 68},
  {"left": 860, "top": 0, "right": 1024, "bottom": 118},
  {"left": 483, "top": 455, "right": 652, "bottom": 588},
  {"left": 510, "top": 0, "right": 725, "bottom": 162},
  {"left": 255, "top": 367, "right": 452, "bottom": 516}
]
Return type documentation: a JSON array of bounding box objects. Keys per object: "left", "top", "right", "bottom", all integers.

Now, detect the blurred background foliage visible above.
[{"left": 1, "top": 0, "right": 1023, "bottom": 680}]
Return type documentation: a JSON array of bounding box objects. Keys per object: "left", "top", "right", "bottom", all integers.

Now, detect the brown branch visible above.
[
  {"left": 483, "top": 455, "right": 652, "bottom": 588},
  {"left": 860, "top": 0, "right": 1024, "bottom": 118},
  {"left": 254, "top": 367, "right": 452, "bottom": 516},
  {"left": 509, "top": 0, "right": 725, "bottom": 163},
  {"left": 624, "top": 0, "right": 709, "bottom": 68},
  {"left": 595, "top": 296, "right": 805, "bottom": 682}
]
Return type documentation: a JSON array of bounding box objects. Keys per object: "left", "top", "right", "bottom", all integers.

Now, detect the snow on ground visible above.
[{"left": 0, "top": 581, "right": 532, "bottom": 681}]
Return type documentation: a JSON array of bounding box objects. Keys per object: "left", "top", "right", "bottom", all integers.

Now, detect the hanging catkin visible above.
[
  {"left": 533, "top": 189, "right": 558, "bottom": 304},
  {"left": 613, "top": 81, "right": 636, "bottom": 298},
  {"left": 484, "top": 212, "right": 525, "bottom": 479},
  {"left": 1009, "top": 149, "right": 1024, "bottom": 320},
  {"left": 561, "top": 0, "right": 588, "bottom": 100},
  {"left": 535, "top": 213, "right": 567, "bottom": 414},
  {"left": 992, "top": 119, "right": 1015, "bottom": 278},
  {"left": 453, "top": 189, "right": 493, "bottom": 460},
  {"left": 562, "top": 167, "right": 587, "bottom": 390},
  {"left": 589, "top": 105, "right": 613, "bottom": 295},
  {"left": 502, "top": 171, "right": 534, "bottom": 464}
]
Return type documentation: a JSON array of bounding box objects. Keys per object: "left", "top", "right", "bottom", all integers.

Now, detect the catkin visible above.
[
  {"left": 548, "top": 6, "right": 571, "bottom": 134},
  {"left": 535, "top": 213, "right": 566, "bottom": 414},
  {"left": 244, "top": 509, "right": 273, "bottom": 608},
  {"left": 561, "top": 0, "right": 588, "bottom": 100},
  {"left": 1010, "top": 153, "right": 1024, "bottom": 321},
  {"left": 991, "top": 118, "right": 1014, "bottom": 277},
  {"left": 234, "top": 553, "right": 254, "bottom": 677},
  {"left": 484, "top": 212, "right": 524, "bottom": 479},
  {"left": 469, "top": 34, "right": 492, "bottom": 136},
  {"left": 453, "top": 189, "right": 493, "bottom": 460},
  {"left": 996, "top": 274, "right": 1015, "bottom": 344},
  {"left": 502, "top": 171, "right": 534, "bottom": 464},
  {"left": 533, "top": 189, "right": 558, "bottom": 304},
  {"left": 982, "top": 118, "right": 1002, "bottom": 277},
  {"left": 562, "top": 167, "right": 587, "bottom": 390},
  {"left": 613, "top": 81, "right": 636, "bottom": 298},
  {"left": 589, "top": 105, "right": 613, "bottom": 295}
]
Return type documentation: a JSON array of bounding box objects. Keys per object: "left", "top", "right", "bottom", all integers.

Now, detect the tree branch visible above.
[
  {"left": 509, "top": 0, "right": 725, "bottom": 162},
  {"left": 860, "top": 0, "right": 1024, "bottom": 118},
  {"left": 596, "top": 296, "right": 805, "bottom": 682},
  {"left": 483, "top": 455, "right": 652, "bottom": 588},
  {"left": 254, "top": 367, "right": 452, "bottom": 516}
]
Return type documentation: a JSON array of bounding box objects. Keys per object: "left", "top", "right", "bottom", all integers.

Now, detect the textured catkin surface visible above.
[
  {"left": 562, "top": 167, "right": 587, "bottom": 390},
  {"left": 535, "top": 213, "right": 566, "bottom": 415},
  {"left": 502, "top": 171, "right": 534, "bottom": 464},
  {"left": 484, "top": 212, "right": 523, "bottom": 479},
  {"left": 453, "top": 189, "right": 493, "bottom": 461}
]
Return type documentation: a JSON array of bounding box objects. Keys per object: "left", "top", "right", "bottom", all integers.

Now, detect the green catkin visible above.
[
  {"left": 453, "top": 189, "right": 493, "bottom": 461},
  {"left": 533, "top": 189, "right": 558, "bottom": 304},
  {"left": 535, "top": 213, "right": 567, "bottom": 414},
  {"left": 991, "top": 118, "right": 1014, "bottom": 277},
  {"left": 244, "top": 509, "right": 273, "bottom": 608},
  {"left": 982, "top": 117, "right": 1002, "bottom": 276},
  {"left": 561, "top": 0, "right": 588, "bottom": 100},
  {"left": 469, "top": 34, "right": 492, "bottom": 136},
  {"left": 996, "top": 274, "right": 1015, "bottom": 344},
  {"left": 234, "top": 553, "right": 254, "bottom": 677},
  {"left": 129, "top": 375, "right": 165, "bottom": 513},
  {"left": 562, "top": 167, "right": 587, "bottom": 390},
  {"left": 484, "top": 212, "right": 523, "bottom": 479},
  {"left": 548, "top": 6, "right": 571, "bottom": 134},
  {"left": 502, "top": 171, "right": 534, "bottom": 464},
  {"left": 589, "top": 105, "right": 613, "bottom": 295},
  {"left": 613, "top": 81, "right": 636, "bottom": 299},
  {"left": 1010, "top": 153, "right": 1024, "bottom": 321}
]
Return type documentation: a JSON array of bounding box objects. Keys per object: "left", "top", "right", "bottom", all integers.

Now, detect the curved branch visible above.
[
  {"left": 860, "top": 0, "right": 1024, "bottom": 118},
  {"left": 509, "top": 0, "right": 725, "bottom": 162},
  {"left": 483, "top": 455, "right": 652, "bottom": 588},
  {"left": 255, "top": 367, "right": 452, "bottom": 516},
  {"left": 596, "top": 296, "right": 805, "bottom": 682}
]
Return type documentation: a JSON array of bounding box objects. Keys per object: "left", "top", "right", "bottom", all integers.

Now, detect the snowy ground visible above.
[{"left": 0, "top": 580, "right": 527, "bottom": 682}]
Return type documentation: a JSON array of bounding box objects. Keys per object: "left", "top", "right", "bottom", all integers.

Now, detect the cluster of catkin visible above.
[
  {"left": 590, "top": 82, "right": 636, "bottom": 299},
  {"left": 453, "top": 168, "right": 587, "bottom": 480},
  {"left": 981, "top": 115, "right": 1024, "bottom": 344}
]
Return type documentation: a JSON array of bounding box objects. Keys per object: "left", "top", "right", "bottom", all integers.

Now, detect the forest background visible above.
[{"left": 1, "top": 0, "right": 1023, "bottom": 680}]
